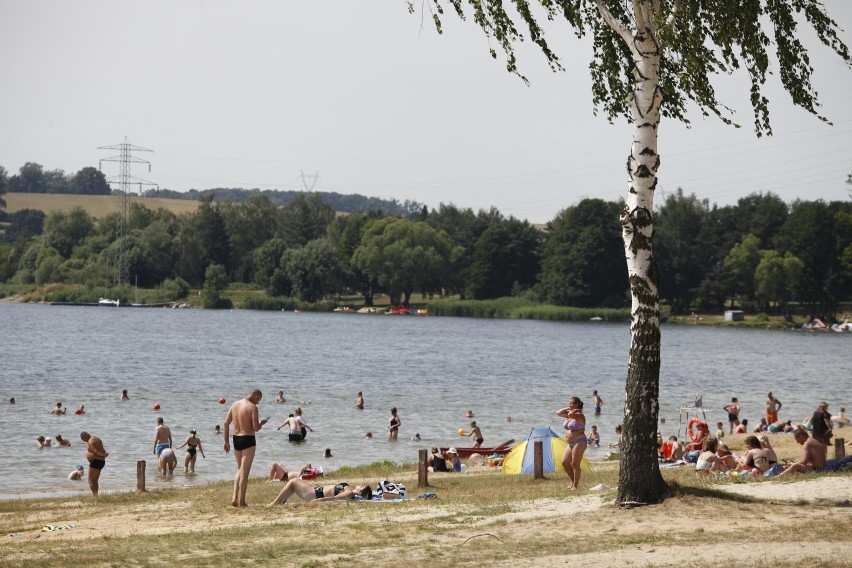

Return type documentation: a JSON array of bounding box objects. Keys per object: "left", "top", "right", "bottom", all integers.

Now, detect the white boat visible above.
[{"left": 98, "top": 298, "right": 120, "bottom": 307}]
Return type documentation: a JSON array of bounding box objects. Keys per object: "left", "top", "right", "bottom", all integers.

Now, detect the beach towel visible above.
[{"left": 373, "top": 480, "right": 407, "bottom": 500}]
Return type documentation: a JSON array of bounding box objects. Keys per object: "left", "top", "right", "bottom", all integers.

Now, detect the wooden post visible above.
[
  {"left": 136, "top": 460, "right": 146, "bottom": 492},
  {"left": 418, "top": 449, "right": 429, "bottom": 487},
  {"left": 835, "top": 438, "right": 846, "bottom": 459},
  {"left": 533, "top": 440, "right": 543, "bottom": 479}
]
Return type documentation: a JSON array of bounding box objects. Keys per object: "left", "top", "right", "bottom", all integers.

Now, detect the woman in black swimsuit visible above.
[
  {"left": 388, "top": 407, "right": 401, "bottom": 441},
  {"left": 175, "top": 429, "right": 205, "bottom": 473},
  {"left": 268, "top": 479, "right": 372, "bottom": 505}
]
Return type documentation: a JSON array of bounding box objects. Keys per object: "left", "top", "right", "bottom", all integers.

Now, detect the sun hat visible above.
[{"left": 447, "top": 447, "right": 458, "bottom": 454}]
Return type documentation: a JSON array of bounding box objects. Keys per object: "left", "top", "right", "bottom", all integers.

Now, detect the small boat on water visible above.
[
  {"left": 98, "top": 298, "right": 120, "bottom": 307},
  {"left": 440, "top": 439, "right": 515, "bottom": 459}
]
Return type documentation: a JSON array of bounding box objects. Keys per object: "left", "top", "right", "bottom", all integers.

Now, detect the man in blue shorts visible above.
[{"left": 153, "top": 417, "right": 172, "bottom": 456}]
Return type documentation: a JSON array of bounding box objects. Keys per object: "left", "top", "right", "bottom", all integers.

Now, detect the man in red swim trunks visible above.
[
  {"left": 765, "top": 391, "right": 782, "bottom": 424},
  {"left": 223, "top": 389, "right": 269, "bottom": 507}
]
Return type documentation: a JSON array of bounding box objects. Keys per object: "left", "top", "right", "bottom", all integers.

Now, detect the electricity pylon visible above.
[
  {"left": 98, "top": 137, "right": 158, "bottom": 286},
  {"left": 299, "top": 170, "right": 320, "bottom": 191}
]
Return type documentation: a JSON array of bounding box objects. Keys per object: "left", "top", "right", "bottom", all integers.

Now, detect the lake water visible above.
[{"left": 1, "top": 303, "right": 849, "bottom": 499}]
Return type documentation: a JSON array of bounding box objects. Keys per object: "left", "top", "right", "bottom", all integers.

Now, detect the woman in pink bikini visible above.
[{"left": 556, "top": 396, "right": 588, "bottom": 490}]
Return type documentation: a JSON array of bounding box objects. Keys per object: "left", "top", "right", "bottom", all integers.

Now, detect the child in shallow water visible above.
[{"left": 588, "top": 425, "right": 600, "bottom": 447}]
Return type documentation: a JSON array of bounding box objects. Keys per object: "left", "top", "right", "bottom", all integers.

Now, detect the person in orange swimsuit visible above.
[{"left": 765, "top": 391, "right": 782, "bottom": 424}]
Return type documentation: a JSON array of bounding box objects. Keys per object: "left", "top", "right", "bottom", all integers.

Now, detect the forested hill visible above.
[
  {"left": 147, "top": 187, "right": 423, "bottom": 216},
  {"left": 1, "top": 161, "right": 424, "bottom": 216}
]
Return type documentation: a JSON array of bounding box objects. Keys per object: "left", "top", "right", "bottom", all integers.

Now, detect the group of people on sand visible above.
[
  {"left": 690, "top": 425, "right": 851, "bottom": 477},
  {"left": 672, "top": 395, "right": 852, "bottom": 478}
]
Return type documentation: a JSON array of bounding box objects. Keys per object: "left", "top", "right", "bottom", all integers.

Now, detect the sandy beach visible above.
[{"left": 2, "top": 432, "right": 850, "bottom": 567}]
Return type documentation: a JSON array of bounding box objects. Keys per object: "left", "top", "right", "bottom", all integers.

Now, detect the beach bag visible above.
[{"left": 374, "top": 480, "right": 407, "bottom": 500}]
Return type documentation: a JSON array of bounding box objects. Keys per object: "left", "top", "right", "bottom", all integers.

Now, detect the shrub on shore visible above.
[{"left": 426, "top": 297, "right": 630, "bottom": 322}]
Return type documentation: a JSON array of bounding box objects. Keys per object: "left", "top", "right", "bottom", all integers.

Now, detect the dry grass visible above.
[
  {"left": 4, "top": 193, "right": 199, "bottom": 219},
  {"left": 2, "top": 441, "right": 850, "bottom": 568}
]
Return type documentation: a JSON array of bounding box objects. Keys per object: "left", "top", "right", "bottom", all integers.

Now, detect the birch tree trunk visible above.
[{"left": 606, "top": 3, "right": 668, "bottom": 506}]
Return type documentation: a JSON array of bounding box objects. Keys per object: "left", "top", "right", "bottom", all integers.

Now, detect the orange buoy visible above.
[
  {"left": 218, "top": 397, "right": 226, "bottom": 404},
  {"left": 153, "top": 403, "right": 161, "bottom": 410},
  {"left": 458, "top": 428, "right": 466, "bottom": 436}
]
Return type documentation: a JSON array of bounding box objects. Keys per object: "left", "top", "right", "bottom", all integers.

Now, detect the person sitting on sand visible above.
[
  {"left": 55, "top": 434, "right": 71, "bottom": 447},
  {"left": 158, "top": 447, "right": 177, "bottom": 476},
  {"left": 667, "top": 436, "right": 684, "bottom": 462},
  {"left": 778, "top": 427, "right": 826, "bottom": 476},
  {"left": 427, "top": 448, "right": 448, "bottom": 472},
  {"left": 267, "top": 462, "right": 312, "bottom": 482},
  {"left": 446, "top": 447, "right": 462, "bottom": 472},
  {"left": 686, "top": 422, "right": 710, "bottom": 452},
  {"left": 608, "top": 425, "right": 623, "bottom": 449},
  {"left": 756, "top": 434, "right": 778, "bottom": 466},
  {"left": 715, "top": 441, "right": 737, "bottom": 471},
  {"left": 695, "top": 438, "right": 721, "bottom": 476},
  {"left": 735, "top": 419, "right": 749, "bottom": 434},
  {"left": 810, "top": 402, "right": 833, "bottom": 446},
  {"left": 738, "top": 435, "right": 770, "bottom": 474},
  {"left": 268, "top": 479, "right": 372, "bottom": 505}
]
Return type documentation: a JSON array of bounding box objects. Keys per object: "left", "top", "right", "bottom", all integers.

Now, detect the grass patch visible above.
[
  {"left": 425, "top": 297, "right": 630, "bottom": 322},
  {"left": 1, "top": 465, "right": 850, "bottom": 568}
]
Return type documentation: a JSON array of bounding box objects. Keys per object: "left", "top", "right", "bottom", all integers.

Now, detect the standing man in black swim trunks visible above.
[
  {"left": 80, "top": 431, "right": 108, "bottom": 496},
  {"left": 223, "top": 389, "right": 268, "bottom": 507}
]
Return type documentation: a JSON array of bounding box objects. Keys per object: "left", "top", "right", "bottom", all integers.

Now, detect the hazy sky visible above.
[{"left": 2, "top": 1, "right": 851, "bottom": 223}]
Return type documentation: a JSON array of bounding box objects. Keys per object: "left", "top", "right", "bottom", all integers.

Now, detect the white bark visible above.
[{"left": 598, "top": 0, "right": 668, "bottom": 505}]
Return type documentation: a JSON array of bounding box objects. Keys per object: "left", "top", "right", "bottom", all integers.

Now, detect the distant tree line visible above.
[
  {"left": 148, "top": 187, "right": 423, "bottom": 217},
  {"left": 0, "top": 165, "right": 850, "bottom": 317},
  {"left": 0, "top": 163, "right": 111, "bottom": 195},
  {"left": 0, "top": 161, "right": 424, "bottom": 216}
]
